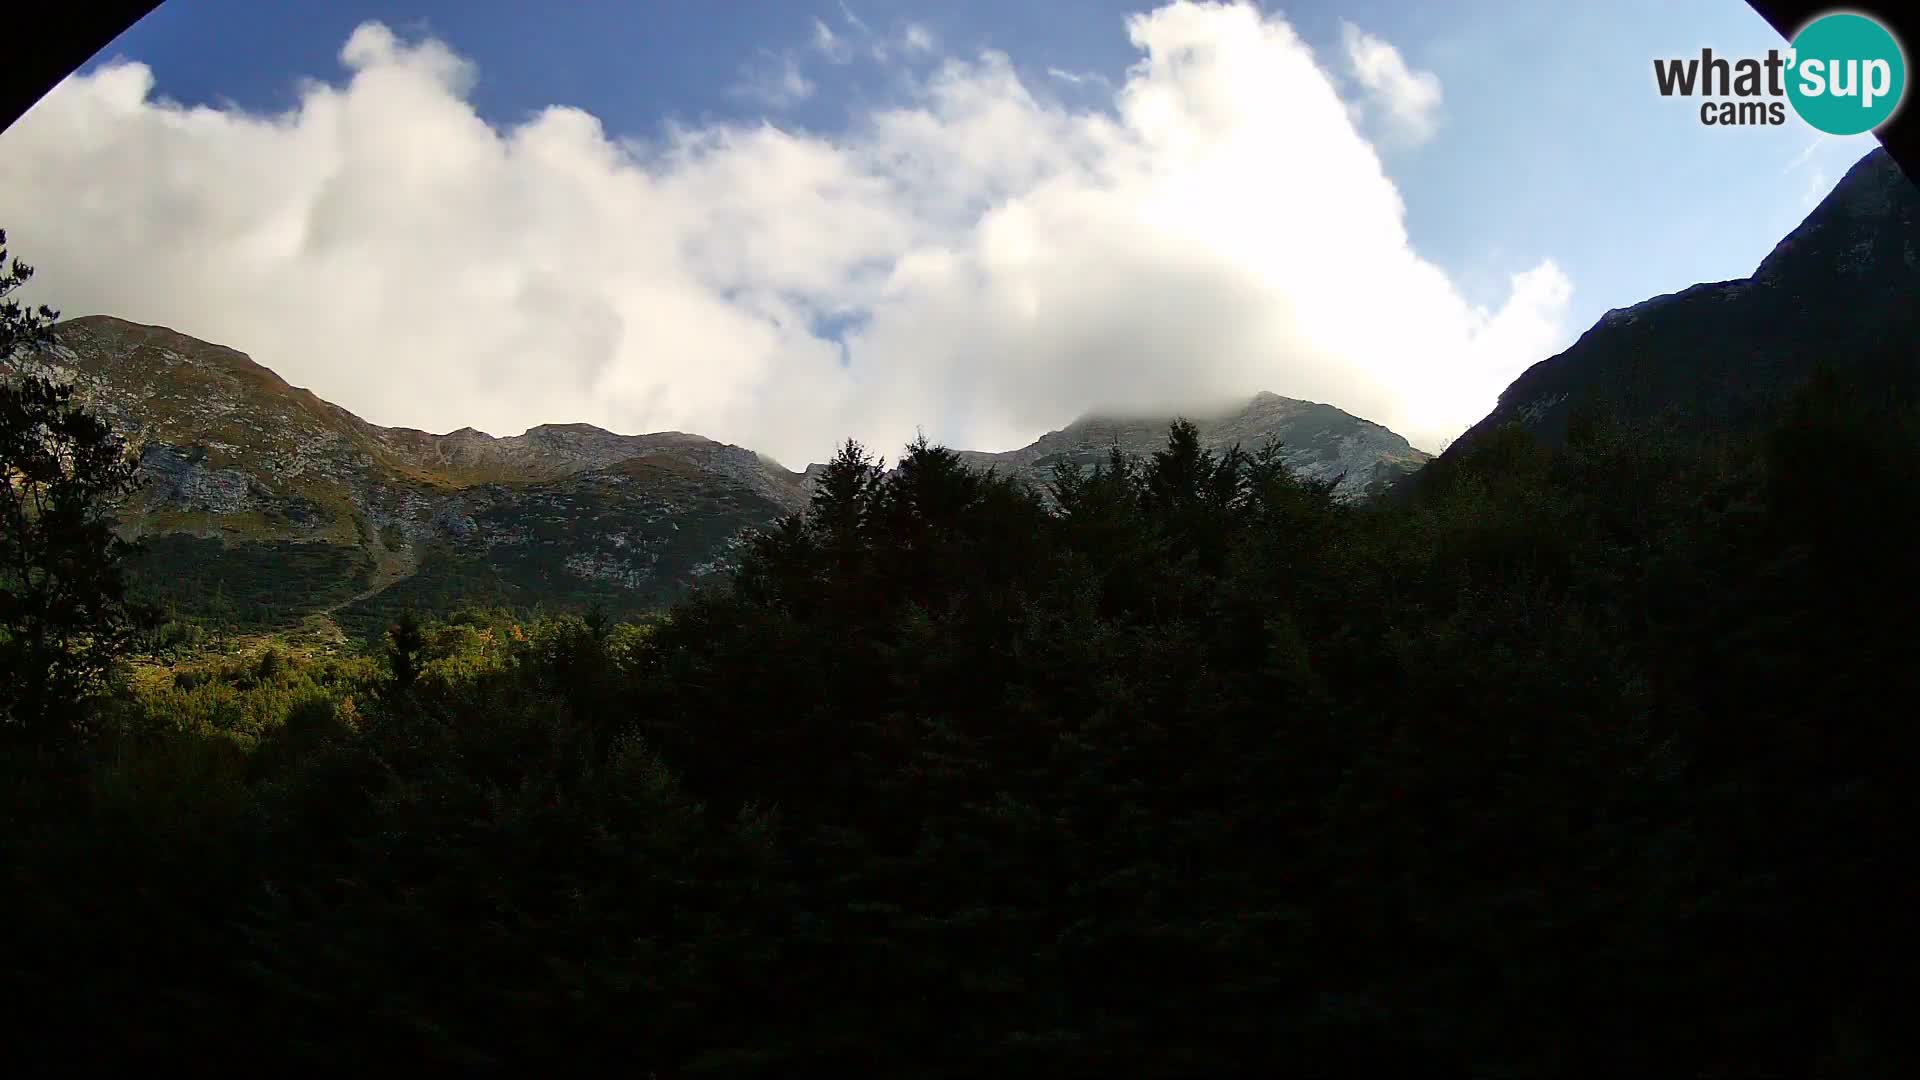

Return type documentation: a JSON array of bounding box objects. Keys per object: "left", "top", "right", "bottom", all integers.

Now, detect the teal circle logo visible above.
[{"left": 1786, "top": 13, "right": 1906, "bottom": 135}]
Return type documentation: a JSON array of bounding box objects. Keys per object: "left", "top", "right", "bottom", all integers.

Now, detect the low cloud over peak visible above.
[{"left": 0, "top": 1, "right": 1568, "bottom": 465}]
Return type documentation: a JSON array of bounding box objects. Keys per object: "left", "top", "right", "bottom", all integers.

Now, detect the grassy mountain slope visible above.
[{"left": 5, "top": 315, "right": 807, "bottom": 630}]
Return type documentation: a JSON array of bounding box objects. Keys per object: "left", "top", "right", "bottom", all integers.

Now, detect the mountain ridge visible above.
[
  {"left": 1440, "top": 146, "right": 1919, "bottom": 460},
  {"left": 7, "top": 315, "right": 1431, "bottom": 628},
  {"left": 17, "top": 145, "right": 1915, "bottom": 628},
  {"left": 952, "top": 390, "right": 1430, "bottom": 501},
  {"left": 6, "top": 315, "right": 810, "bottom": 626}
]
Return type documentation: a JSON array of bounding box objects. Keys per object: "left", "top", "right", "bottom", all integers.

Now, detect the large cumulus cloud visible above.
[{"left": 0, "top": 1, "right": 1570, "bottom": 464}]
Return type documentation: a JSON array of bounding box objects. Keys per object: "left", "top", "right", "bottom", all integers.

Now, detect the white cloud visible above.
[
  {"left": 811, "top": 18, "right": 852, "bottom": 64},
  {"left": 1046, "top": 66, "right": 1113, "bottom": 91},
  {"left": 1783, "top": 133, "right": 1824, "bottom": 173},
  {"left": 821, "top": 7, "right": 936, "bottom": 69},
  {"left": 733, "top": 50, "right": 815, "bottom": 108},
  {"left": 0, "top": 1, "right": 1567, "bottom": 464},
  {"left": 1339, "top": 22, "right": 1443, "bottom": 148},
  {"left": 837, "top": 1, "right": 870, "bottom": 37},
  {"left": 1802, "top": 166, "right": 1830, "bottom": 208}
]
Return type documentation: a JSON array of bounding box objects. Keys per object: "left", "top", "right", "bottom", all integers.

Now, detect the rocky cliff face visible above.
[
  {"left": 1441, "top": 147, "right": 1920, "bottom": 459},
  {"left": 6, "top": 315, "right": 808, "bottom": 628}
]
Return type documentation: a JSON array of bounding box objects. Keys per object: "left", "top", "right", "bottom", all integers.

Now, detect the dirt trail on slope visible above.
[{"left": 323, "top": 544, "right": 420, "bottom": 615}]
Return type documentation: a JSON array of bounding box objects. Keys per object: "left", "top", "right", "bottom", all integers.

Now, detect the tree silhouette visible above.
[{"left": 1, "top": 231, "right": 149, "bottom": 744}]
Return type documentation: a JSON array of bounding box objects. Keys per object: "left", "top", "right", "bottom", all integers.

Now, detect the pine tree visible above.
[{"left": 385, "top": 608, "right": 426, "bottom": 691}]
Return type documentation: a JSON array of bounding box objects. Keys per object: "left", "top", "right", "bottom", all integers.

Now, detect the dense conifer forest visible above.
[{"left": 7, "top": 294, "right": 1919, "bottom": 1070}]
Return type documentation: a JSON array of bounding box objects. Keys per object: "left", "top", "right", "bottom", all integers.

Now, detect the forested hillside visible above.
[{"left": 7, "top": 356, "right": 1917, "bottom": 1071}]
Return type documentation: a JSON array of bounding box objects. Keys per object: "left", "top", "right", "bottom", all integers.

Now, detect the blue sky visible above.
[{"left": 0, "top": 0, "right": 1884, "bottom": 460}]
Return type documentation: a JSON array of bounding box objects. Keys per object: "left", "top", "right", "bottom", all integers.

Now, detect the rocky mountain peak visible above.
[
  {"left": 1754, "top": 147, "right": 1916, "bottom": 285},
  {"left": 1439, "top": 146, "right": 1920, "bottom": 464},
  {"left": 951, "top": 390, "right": 1430, "bottom": 502}
]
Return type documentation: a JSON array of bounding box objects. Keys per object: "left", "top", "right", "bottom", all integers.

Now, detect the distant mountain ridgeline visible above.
[
  {"left": 950, "top": 391, "right": 1431, "bottom": 503},
  {"left": 5, "top": 317, "right": 1433, "bottom": 632}
]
